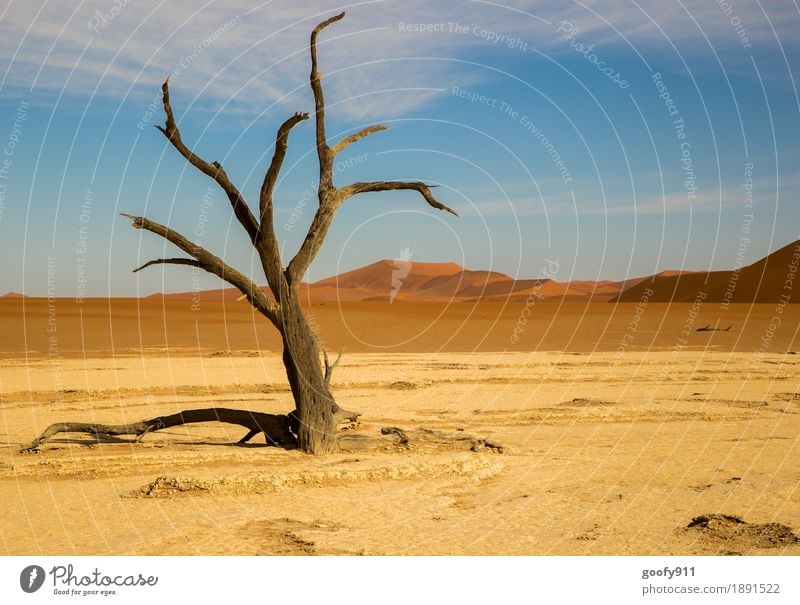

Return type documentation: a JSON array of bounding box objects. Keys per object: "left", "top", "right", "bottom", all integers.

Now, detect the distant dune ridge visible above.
[
  {"left": 614, "top": 239, "right": 800, "bottom": 304},
  {"left": 143, "top": 239, "right": 800, "bottom": 304},
  {"left": 149, "top": 259, "right": 683, "bottom": 303}
]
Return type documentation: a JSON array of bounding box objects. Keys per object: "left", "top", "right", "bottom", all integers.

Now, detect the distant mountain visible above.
[
  {"left": 613, "top": 240, "right": 800, "bottom": 304},
  {"left": 1, "top": 292, "right": 26, "bottom": 298}
]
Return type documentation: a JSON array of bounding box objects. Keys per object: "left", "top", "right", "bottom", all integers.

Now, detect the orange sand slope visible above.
[
  {"left": 138, "top": 239, "right": 800, "bottom": 305},
  {"left": 616, "top": 240, "right": 800, "bottom": 304}
]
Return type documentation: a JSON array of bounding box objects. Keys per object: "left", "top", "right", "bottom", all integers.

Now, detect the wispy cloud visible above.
[
  {"left": 0, "top": 0, "right": 795, "bottom": 121},
  {"left": 533, "top": 0, "right": 798, "bottom": 49},
  {"left": 458, "top": 175, "right": 789, "bottom": 218},
  {"left": 0, "top": 0, "right": 495, "bottom": 120}
]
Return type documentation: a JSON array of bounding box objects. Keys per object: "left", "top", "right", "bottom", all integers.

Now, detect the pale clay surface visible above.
[{"left": 1, "top": 347, "right": 798, "bottom": 555}]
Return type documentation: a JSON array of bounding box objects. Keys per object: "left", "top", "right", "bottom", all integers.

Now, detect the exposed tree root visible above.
[
  {"left": 21, "top": 408, "right": 297, "bottom": 452},
  {"left": 20, "top": 409, "right": 502, "bottom": 455},
  {"left": 337, "top": 427, "right": 505, "bottom": 453}
]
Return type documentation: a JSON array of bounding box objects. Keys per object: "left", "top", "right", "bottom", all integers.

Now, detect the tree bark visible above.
[{"left": 279, "top": 275, "right": 337, "bottom": 454}]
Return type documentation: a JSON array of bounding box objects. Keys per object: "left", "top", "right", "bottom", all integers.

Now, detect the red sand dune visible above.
[
  {"left": 614, "top": 240, "right": 800, "bottom": 304},
  {"left": 147, "top": 240, "right": 800, "bottom": 305},
  {"left": 306, "top": 260, "right": 544, "bottom": 301},
  {"left": 151, "top": 259, "right": 553, "bottom": 303}
]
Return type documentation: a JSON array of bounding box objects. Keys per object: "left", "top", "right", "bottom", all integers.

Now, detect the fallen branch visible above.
[
  {"left": 338, "top": 427, "right": 505, "bottom": 453},
  {"left": 20, "top": 408, "right": 295, "bottom": 452},
  {"left": 696, "top": 323, "right": 733, "bottom": 332},
  {"left": 20, "top": 412, "right": 499, "bottom": 455}
]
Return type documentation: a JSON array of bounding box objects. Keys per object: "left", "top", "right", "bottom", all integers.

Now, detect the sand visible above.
[
  {"left": 2, "top": 298, "right": 800, "bottom": 355},
  {"left": 0, "top": 300, "right": 798, "bottom": 555}
]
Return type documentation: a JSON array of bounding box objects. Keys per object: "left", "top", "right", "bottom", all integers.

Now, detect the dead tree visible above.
[
  {"left": 115, "top": 12, "right": 455, "bottom": 454},
  {"left": 696, "top": 323, "right": 733, "bottom": 332}
]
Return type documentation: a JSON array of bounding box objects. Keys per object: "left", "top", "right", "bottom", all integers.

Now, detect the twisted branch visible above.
[
  {"left": 132, "top": 258, "right": 202, "bottom": 273},
  {"left": 331, "top": 124, "right": 387, "bottom": 155},
  {"left": 256, "top": 112, "right": 310, "bottom": 290},
  {"left": 323, "top": 346, "right": 345, "bottom": 387},
  {"left": 123, "top": 213, "right": 280, "bottom": 326},
  {"left": 259, "top": 111, "right": 310, "bottom": 225},
  {"left": 341, "top": 181, "right": 458, "bottom": 216},
  {"left": 155, "top": 77, "right": 260, "bottom": 243},
  {"left": 309, "top": 11, "right": 345, "bottom": 190},
  {"left": 286, "top": 13, "right": 456, "bottom": 285}
]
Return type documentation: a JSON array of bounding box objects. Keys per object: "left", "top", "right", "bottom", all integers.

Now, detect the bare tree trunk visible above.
[
  {"left": 280, "top": 284, "right": 337, "bottom": 454},
  {"left": 283, "top": 352, "right": 336, "bottom": 454}
]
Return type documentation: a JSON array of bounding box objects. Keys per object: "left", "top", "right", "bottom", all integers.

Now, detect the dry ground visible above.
[
  {"left": 2, "top": 298, "right": 799, "bottom": 355},
  {"left": 1, "top": 343, "right": 799, "bottom": 555}
]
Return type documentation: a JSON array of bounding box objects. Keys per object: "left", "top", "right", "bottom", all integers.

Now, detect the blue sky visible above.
[{"left": 1, "top": 0, "right": 799, "bottom": 296}]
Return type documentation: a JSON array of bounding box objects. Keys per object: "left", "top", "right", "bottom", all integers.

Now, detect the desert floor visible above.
[{"left": 0, "top": 300, "right": 798, "bottom": 555}]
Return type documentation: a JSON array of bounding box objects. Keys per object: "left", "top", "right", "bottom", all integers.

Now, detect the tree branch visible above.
[
  {"left": 341, "top": 181, "right": 458, "bottom": 216},
  {"left": 132, "top": 258, "right": 202, "bottom": 273},
  {"left": 282, "top": 12, "right": 346, "bottom": 286},
  {"left": 122, "top": 213, "right": 280, "bottom": 327},
  {"left": 330, "top": 124, "right": 388, "bottom": 156},
  {"left": 256, "top": 112, "right": 309, "bottom": 291},
  {"left": 286, "top": 202, "right": 338, "bottom": 284},
  {"left": 286, "top": 12, "right": 457, "bottom": 287},
  {"left": 259, "top": 111, "right": 310, "bottom": 224},
  {"left": 155, "top": 77, "right": 260, "bottom": 243},
  {"left": 309, "top": 11, "right": 345, "bottom": 191},
  {"left": 323, "top": 346, "right": 345, "bottom": 387}
]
